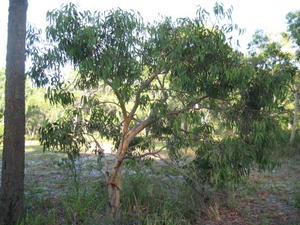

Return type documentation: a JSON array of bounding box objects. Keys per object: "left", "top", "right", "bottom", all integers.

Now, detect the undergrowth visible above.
[
  {"left": 17, "top": 144, "right": 300, "bottom": 225},
  {"left": 18, "top": 159, "right": 216, "bottom": 225}
]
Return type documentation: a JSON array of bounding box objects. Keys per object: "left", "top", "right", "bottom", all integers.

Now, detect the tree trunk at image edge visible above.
[
  {"left": 290, "top": 84, "right": 299, "bottom": 145},
  {"left": 0, "top": 0, "right": 28, "bottom": 224}
]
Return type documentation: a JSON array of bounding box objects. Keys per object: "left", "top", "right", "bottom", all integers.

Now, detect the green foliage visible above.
[
  {"left": 240, "top": 32, "right": 296, "bottom": 150},
  {"left": 29, "top": 3, "right": 244, "bottom": 100},
  {"left": 39, "top": 116, "right": 85, "bottom": 156},
  {"left": 286, "top": 11, "right": 300, "bottom": 61},
  {"left": 192, "top": 138, "right": 251, "bottom": 186},
  {"left": 45, "top": 84, "right": 75, "bottom": 106},
  {"left": 88, "top": 106, "right": 120, "bottom": 143},
  {"left": 29, "top": 3, "right": 245, "bottom": 150},
  {"left": 190, "top": 31, "right": 296, "bottom": 187},
  {"left": 26, "top": 85, "right": 64, "bottom": 139}
]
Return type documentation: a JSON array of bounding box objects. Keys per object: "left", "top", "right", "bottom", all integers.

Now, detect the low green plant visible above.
[
  {"left": 56, "top": 153, "right": 82, "bottom": 191},
  {"left": 120, "top": 162, "right": 202, "bottom": 225},
  {"left": 20, "top": 183, "right": 108, "bottom": 225},
  {"left": 18, "top": 210, "right": 56, "bottom": 225},
  {"left": 224, "top": 192, "right": 239, "bottom": 210},
  {"left": 294, "top": 191, "right": 300, "bottom": 208},
  {"left": 61, "top": 186, "right": 108, "bottom": 225}
]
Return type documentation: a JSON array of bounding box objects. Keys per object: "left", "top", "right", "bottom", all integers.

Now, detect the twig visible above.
[
  {"left": 125, "top": 149, "right": 162, "bottom": 159},
  {"left": 153, "top": 152, "right": 204, "bottom": 196}
]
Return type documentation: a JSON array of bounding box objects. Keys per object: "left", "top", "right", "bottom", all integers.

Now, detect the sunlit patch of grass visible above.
[
  {"left": 1, "top": 140, "right": 43, "bottom": 155},
  {"left": 25, "top": 140, "right": 42, "bottom": 152}
]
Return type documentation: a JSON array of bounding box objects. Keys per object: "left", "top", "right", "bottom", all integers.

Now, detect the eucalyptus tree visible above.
[
  {"left": 0, "top": 0, "right": 28, "bottom": 224},
  {"left": 29, "top": 3, "right": 250, "bottom": 215}
]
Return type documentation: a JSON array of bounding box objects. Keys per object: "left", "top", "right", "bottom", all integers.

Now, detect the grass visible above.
[
  {"left": 20, "top": 165, "right": 202, "bottom": 225},
  {"left": 24, "top": 140, "right": 42, "bottom": 152},
  {"left": 121, "top": 171, "right": 200, "bottom": 225},
  {"left": 20, "top": 184, "right": 109, "bottom": 225},
  {"left": 0, "top": 140, "right": 44, "bottom": 160},
  {"left": 18, "top": 144, "right": 210, "bottom": 225}
]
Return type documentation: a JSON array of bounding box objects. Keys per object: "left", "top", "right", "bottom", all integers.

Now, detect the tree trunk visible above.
[
  {"left": 107, "top": 137, "right": 130, "bottom": 217},
  {"left": 290, "top": 84, "right": 299, "bottom": 145},
  {"left": 106, "top": 116, "right": 153, "bottom": 216},
  {"left": 0, "top": 0, "right": 27, "bottom": 224},
  {"left": 183, "top": 120, "right": 188, "bottom": 132}
]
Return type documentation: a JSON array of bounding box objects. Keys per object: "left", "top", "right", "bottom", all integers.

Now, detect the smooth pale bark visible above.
[
  {"left": 290, "top": 84, "right": 300, "bottom": 145},
  {"left": 0, "top": 0, "right": 27, "bottom": 224},
  {"left": 107, "top": 117, "right": 131, "bottom": 217},
  {"left": 107, "top": 116, "right": 153, "bottom": 216},
  {"left": 107, "top": 140, "right": 129, "bottom": 216},
  {"left": 183, "top": 121, "right": 188, "bottom": 132}
]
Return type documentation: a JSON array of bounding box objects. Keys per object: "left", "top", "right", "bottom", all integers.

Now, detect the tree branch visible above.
[
  {"left": 127, "top": 96, "right": 210, "bottom": 141},
  {"left": 167, "top": 95, "right": 209, "bottom": 116},
  {"left": 153, "top": 153, "right": 204, "bottom": 196},
  {"left": 129, "top": 72, "right": 162, "bottom": 117},
  {"left": 105, "top": 80, "right": 128, "bottom": 118},
  {"left": 127, "top": 117, "right": 155, "bottom": 141},
  {"left": 125, "top": 149, "right": 162, "bottom": 159},
  {"left": 97, "top": 101, "right": 125, "bottom": 110}
]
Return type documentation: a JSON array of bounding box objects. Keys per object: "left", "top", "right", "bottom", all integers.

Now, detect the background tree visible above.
[
  {"left": 286, "top": 11, "right": 300, "bottom": 145},
  {"left": 0, "top": 69, "right": 61, "bottom": 140},
  {"left": 238, "top": 30, "right": 295, "bottom": 161},
  {"left": 25, "top": 85, "right": 63, "bottom": 138},
  {"left": 286, "top": 11, "right": 300, "bottom": 52},
  {"left": 0, "top": 0, "right": 28, "bottom": 224}
]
